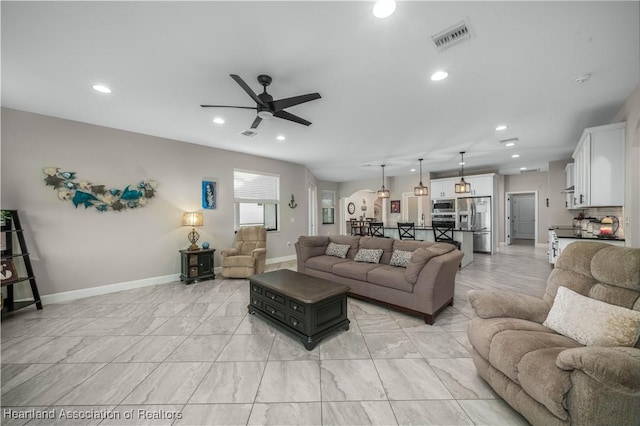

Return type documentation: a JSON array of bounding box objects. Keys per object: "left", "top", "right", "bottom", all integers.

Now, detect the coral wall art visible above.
[{"left": 43, "top": 167, "right": 158, "bottom": 212}]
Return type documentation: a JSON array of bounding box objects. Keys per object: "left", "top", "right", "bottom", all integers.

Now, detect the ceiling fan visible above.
[{"left": 201, "top": 74, "right": 321, "bottom": 129}]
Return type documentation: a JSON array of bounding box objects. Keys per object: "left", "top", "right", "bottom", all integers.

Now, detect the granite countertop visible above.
[{"left": 551, "top": 227, "right": 625, "bottom": 241}]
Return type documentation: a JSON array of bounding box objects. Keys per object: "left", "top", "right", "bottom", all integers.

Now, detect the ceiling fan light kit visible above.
[
  {"left": 201, "top": 74, "right": 321, "bottom": 131},
  {"left": 377, "top": 164, "right": 390, "bottom": 198},
  {"left": 455, "top": 151, "right": 471, "bottom": 194},
  {"left": 414, "top": 158, "right": 428, "bottom": 196}
]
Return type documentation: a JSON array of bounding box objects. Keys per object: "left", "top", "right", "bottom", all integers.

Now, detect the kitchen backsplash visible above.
[{"left": 573, "top": 207, "right": 624, "bottom": 238}]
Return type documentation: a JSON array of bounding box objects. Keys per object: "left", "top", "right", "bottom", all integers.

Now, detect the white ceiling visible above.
[{"left": 2, "top": 1, "right": 639, "bottom": 182}]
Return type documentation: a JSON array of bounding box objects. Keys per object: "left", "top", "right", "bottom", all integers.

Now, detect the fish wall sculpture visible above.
[{"left": 43, "top": 168, "right": 157, "bottom": 212}]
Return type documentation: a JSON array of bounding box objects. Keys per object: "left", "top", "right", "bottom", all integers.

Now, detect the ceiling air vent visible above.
[
  {"left": 240, "top": 129, "right": 258, "bottom": 137},
  {"left": 431, "top": 21, "right": 471, "bottom": 51},
  {"left": 520, "top": 168, "right": 540, "bottom": 174}
]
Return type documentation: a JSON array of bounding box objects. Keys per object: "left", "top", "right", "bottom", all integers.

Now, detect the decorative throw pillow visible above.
[
  {"left": 325, "top": 242, "right": 350, "bottom": 259},
  {"left": 543, "top": 286, "right": 640, "bottom": 347},
  {"left": 354, "top": 248, "right": 383, "bottom": 264},
  {"left": 390, "top": 249, "right": 413, "bottom": 268}
]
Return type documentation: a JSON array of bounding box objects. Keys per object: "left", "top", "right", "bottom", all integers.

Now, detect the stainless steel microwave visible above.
[{"left": 432, "top": 199, "right": 455, "bottom": 213}]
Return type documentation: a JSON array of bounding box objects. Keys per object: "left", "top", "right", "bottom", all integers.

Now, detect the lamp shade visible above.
[
  {"left": 377, "top": 164, "right": 390, "bottom": 198},
  {"left": 182, "top": 212, "right": 203, "bottom": 227},
  {"left": 454, "top": 151, "right": 471, "bottom": 194},
  {"left": 414, "top": 158, "right": 428, "bottom": 196}
]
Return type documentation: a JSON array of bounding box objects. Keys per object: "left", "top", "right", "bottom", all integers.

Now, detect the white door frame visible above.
[
  {"left": 308, "top": 184, "right": 317, "bottom": 236},
  {"left": 505, "top": 190, "right": 538, "bottom": 245}
]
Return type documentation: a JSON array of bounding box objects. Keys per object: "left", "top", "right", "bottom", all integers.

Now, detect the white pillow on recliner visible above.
[{"left": 543, "top": 286, "right": 640, "bottom": 347}]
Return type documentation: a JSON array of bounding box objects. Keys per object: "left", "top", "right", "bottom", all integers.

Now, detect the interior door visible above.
[{"left": 514, "top": 194, "right": 535, "bottom": 240}]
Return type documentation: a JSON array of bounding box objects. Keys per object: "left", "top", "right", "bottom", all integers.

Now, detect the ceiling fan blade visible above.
[
  {"left": 230, "top": 74, "right": 266, "bottom": 107},
  {"left": 250, "top": 116, "right": 262, "bottom": 129},
  {"left": 273, "top": 110, "right": 312, "bottom": 126},
  {"left": 272, "top": 93, "right": 321, "bottom": 112},
  {"left": 200, "top": 105, "right": 256, "bottom": 109}
]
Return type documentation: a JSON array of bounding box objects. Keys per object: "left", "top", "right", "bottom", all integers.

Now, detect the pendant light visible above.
[
  {"left": 414, "top": 158, "right": 428, "bottom": 196},
  {"left": 377, "top": 164, "right": 390, "bottom": 198},
  {"left": 455, "top": 151, "right": 471, "bottom": 194}
]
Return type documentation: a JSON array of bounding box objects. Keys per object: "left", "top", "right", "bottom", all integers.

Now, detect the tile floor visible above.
[{"left": 1, "top": 243, "right": 549, "bottom": 425}]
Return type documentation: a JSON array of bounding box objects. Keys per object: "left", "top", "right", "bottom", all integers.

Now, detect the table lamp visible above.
[{"left": 182, "top": 212, "right": 203, "bottom": 250}]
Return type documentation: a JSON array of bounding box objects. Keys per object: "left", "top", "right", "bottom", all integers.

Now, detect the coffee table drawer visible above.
[
  {"left": 265, "top": 290, "right": 285, "bottom": 306},
  {"left": 264, "top": 303, "right": 286, "bottom": 321},
  {"left": 289, "top": 300, "right": 305, "bottom": 315},
  {"left": 251, "top": 284, "right": 263, "bottom": 295},
  {"left": 288, "top": 315, "right": 305, "bottom": 333},
  {"left": 250, "top": 297, "right": 262, "bottom": 310}
]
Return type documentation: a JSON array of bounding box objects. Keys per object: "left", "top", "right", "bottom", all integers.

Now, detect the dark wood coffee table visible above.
[{"left": 248, "top": 269, "right": 350, "bottom": 350}]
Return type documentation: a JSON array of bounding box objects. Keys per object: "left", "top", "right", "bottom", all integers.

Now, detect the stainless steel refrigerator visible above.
[{"left": 457, "top": 196, "right": 492, "bottom": 253}]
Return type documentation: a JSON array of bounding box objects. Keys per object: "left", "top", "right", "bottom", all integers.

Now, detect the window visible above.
[
  {"left": 234, "top": 169, "right": 279, "bottom": 231},
  {"left": 321, "top": 190, "right": 335, "bottom": 224}
]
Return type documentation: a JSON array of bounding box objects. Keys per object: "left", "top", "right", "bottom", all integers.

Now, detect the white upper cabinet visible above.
[
  {"left": 572, "top": 122, "right": 625, "bottom": 208},
  {"left": 430, "top": 174, "right": 495, "bottom": 199},
  {"left": 430, "top": 178, "right": 457, "bottom": 199},
  {"left": 466, "top": 175, "right": 494, "bottom": 197},
  {"left": 565, "top": 163, "right": 575, "bottom": 209}
]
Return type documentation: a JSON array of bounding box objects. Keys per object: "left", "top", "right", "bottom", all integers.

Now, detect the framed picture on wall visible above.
[
  {"left": 202, "top": 180, "right": 217, "bottom": 209},
  {"left": 390, "top": 200, "right": 400, "bottom": 214}
]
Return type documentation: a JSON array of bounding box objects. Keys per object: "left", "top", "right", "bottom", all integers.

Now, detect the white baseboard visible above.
[
  {"left": 266, "top": 254, "right": 296, "bottom": 264},
  {"left": 41, "top": 273, "right": 181, "bottom": 304},
  {"left": 38, "top": 255, "right": 297, "bottom": 305}
]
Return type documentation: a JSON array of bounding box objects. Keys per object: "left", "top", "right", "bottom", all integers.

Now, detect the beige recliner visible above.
[
  {"left": 467, "top": 242, "right": 640, "bottom": 426},
  {"left": 221, "top": 226, "right": 267, "bottom": 278}
]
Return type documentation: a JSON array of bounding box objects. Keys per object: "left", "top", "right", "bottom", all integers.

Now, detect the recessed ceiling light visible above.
[
  {"left": 459, "top": 162, "right": 465, "bottom": 166},
  {"left": 495, "top": 125, "right": 508, "bottom": 131},
  {"left": 213, "top": 117, "right": 225, "bottom": 124},
  {"left": 410, "top": 168, "right": 416, "bottom": 172},
  {"left": 373, "top": 0, "right": 396, "bottom": 18},
  {"left": 430, "top": 71, "right": 449, "bottom": 81},
  {"left": 505, "top": 142, "right": 515, "bottom": 147},
  {"left": 512, "top": 154, "right": 520, "bottom": 158},
  {"left": 520, "top": 167, "right": 527, "bottom": 170},
  {"left": 92, "top": 84, "right": 111, "bottom": 94},
  {"left": 276, "top": 135, "right": 286, "bottom": 141}
]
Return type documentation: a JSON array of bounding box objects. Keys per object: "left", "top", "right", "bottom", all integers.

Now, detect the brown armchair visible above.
[{"left": 221, "top": 226, "right": 267, "bottom": 278}]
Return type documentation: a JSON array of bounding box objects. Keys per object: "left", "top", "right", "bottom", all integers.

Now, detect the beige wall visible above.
[
  {"left": 612, "top": 82, "right": 640, "bottom": 247},
  {"left": 547, "top": 159, "right": 575, "bottom": 226},
  {"left": 1, "top": 108, "right": 311, "bottom": 296}
]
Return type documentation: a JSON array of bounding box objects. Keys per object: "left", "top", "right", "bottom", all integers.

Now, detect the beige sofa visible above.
[
  {"left": 467, "top": 242, "right": 640, "bottom": 425},
  {"left": 295, "top": 235, "right": 463, "bottom": 324}
]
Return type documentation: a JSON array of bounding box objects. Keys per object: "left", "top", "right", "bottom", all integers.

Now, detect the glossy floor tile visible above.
[{"left": 1, "top": 244, "right": 549, "bottom": 425}]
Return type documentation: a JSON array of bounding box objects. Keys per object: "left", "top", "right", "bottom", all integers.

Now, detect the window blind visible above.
[{"left": 234, "top": 170, "right": 280, "bottom": 203}]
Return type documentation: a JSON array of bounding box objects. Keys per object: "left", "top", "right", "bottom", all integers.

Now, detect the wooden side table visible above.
[{"left": 179, "top": 248, "right": 215, "bottom": 284}]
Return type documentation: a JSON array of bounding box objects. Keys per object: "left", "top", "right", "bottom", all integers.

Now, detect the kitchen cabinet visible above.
[
  {"left": 565, "top": 163, "right": 575, "bottom": 209},
  {"left": 430, "top": 178, "right": 457, "bottom": 199},
  {"left": 466, "top": 175, "right": 494, "bottom": 197},
  {"left": 572, "top": 122, "right": 625, "bottom": 208}
]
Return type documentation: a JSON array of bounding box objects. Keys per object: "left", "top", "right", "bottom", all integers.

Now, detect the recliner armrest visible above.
[
  {"left": 252, "top": 248, "right": 267, "bottom": 259},
  {"left": 467, "top": 289, "right": 550, "bottom": 323},
  {"left": 221, "top": 248, "right": 240, "bottom": 258},
  {"left": 556, "top": 346, "right": 640, "bottom": 394}
]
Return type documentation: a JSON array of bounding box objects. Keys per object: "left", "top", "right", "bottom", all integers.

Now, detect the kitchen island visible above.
[{"left": 382, "top": 226, "right": 474, "bottom": 268}]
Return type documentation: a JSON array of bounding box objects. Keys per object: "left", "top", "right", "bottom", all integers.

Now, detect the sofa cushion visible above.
[
  {"left": 305, "top": 255, "right": 350, "bottom": 273},
  {"left": 393, "top": 240, "right": 433, "bottom": 252},
  {"left": 354, "top": 248, "right": 383, "bottom": 264},
  {"left": 360, "top": 236, "right": 394, "bottom": 264},
  {"left": 332, "top": 261, "right": 381, "bottom": 281},
  {"left": 517, "top": 347, "right": 573, "bottom": 421},
  {"left": 543, "top": 286, "right": 640, "bottom": 347},
  {"left": 325, "top": 242, "right": 350, "bottom": 258},
  {"left": 489, "top": 329, "right": 581, "bottom": 384},
  {"left": 366, "top": 265, "right": 413, "bottom": 293},
  {"left": 389, "top": 249, "right": 413, "bottom": 268},
  {"left": 468, "top": 317, "right": 558, "bottom": 361},
  {"left": 329, "top": 235, "right": 361, "bottom": 259},
  {"left": 405, "top": 243, "right": 455, "bottom": 284}
]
